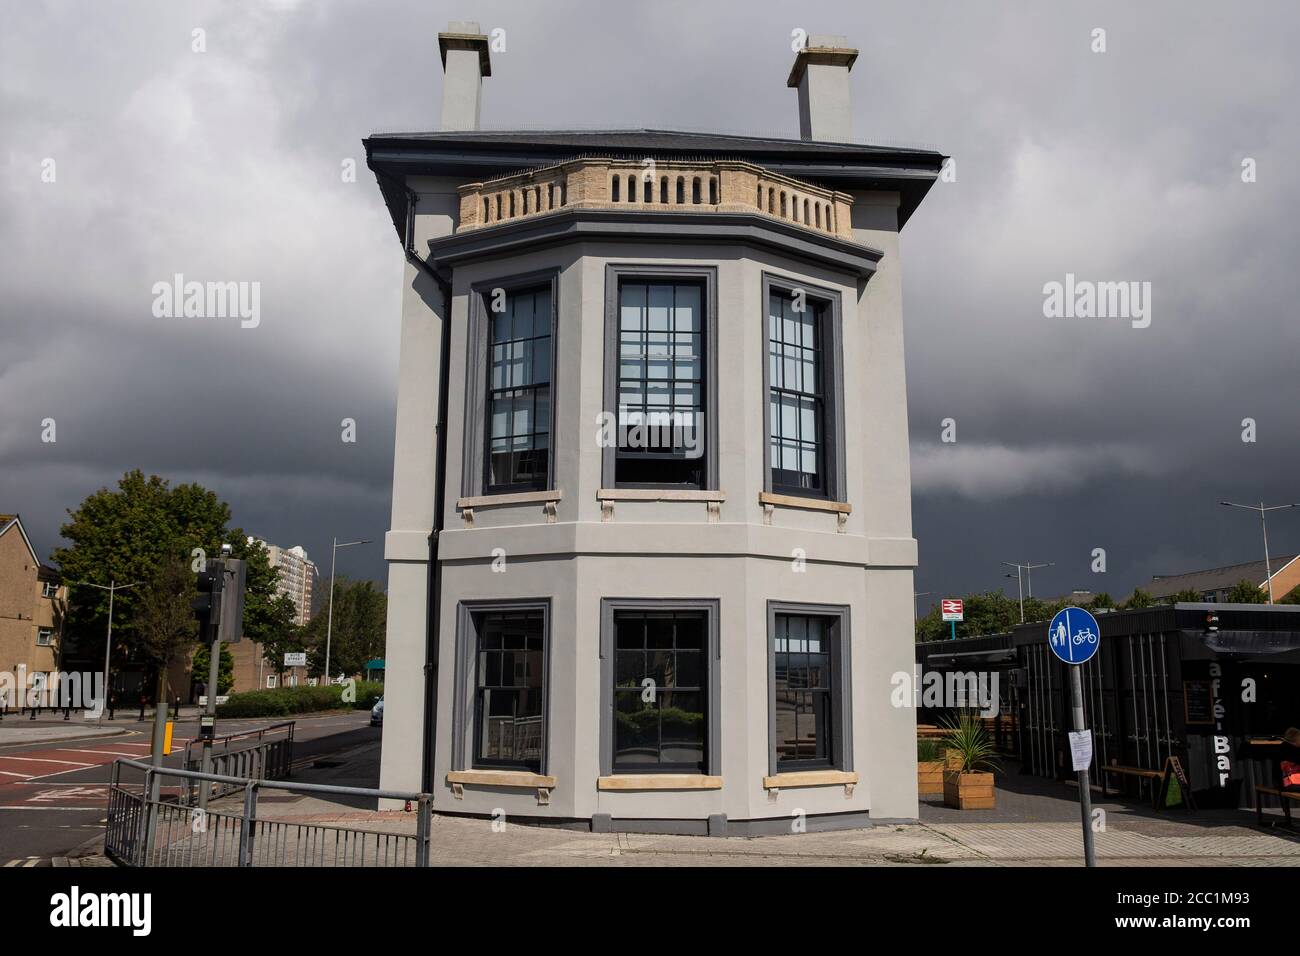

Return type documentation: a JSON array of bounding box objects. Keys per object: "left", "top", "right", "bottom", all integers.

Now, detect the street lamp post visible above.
[
  {"left": 1220, "top": 501, "right": 1299, "bottom": 602},
  {"left": 1001, "top": 561, "right": 1053, "bottom": 624},
  {"left": 913, "top": 591, "right": 931, "bottom": 622},
  {"left": 67, "top": 579, "right": 141, "bottom": 722},
  {"left": 324, "top": 537, "right": 371, "bottom": 684},
  {"left": 1025, "top": 561, "right": 1053, "bottom": 600}
]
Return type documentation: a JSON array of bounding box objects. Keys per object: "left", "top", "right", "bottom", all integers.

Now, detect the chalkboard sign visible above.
[
  {"left": 1158, "top": 756, "right": 1198, "bottom": 812},
  {"left": 1183, "top": 680, "right": 1213, "bottom": 725}
]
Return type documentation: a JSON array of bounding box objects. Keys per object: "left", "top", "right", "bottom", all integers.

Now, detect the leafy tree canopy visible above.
[
  {"left": 299, "top": 577, "right": 386, "bottom": 678},
  {"left": 51, "top": 469, "right": 294, "bottom": 673},
  {"left": 1225, "top": 578, "right": 1268, "bottom": 604}
]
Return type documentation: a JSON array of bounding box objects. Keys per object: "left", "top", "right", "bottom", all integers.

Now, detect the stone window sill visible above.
[
  {"left": 762, "top": 770, "right": 857, "bottom": 797},
  {"left": 597, "top": 774, "right": 723, "bottom": 791},
  {"left": 446, "top": 770, "right": 556, "bottom": 805},
  {"left": 455, "top": 490, "right": 562, "bottom": 527},
  {"left": 758, "top": 492, "right": 851, "bottom": 532},
  {"left": 597, "top": 489, "right": 725, "bottom": 501},
  {"left": 596, "top": 489, "right": 724, "bottom": 523}
]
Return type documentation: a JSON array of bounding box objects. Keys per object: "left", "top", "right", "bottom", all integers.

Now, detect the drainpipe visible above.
[{"left": 402, "top": 187, "right": 452, "bottom": 796}]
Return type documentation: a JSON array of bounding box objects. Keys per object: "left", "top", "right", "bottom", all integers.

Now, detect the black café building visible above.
[{"left": 915, "top": 603, "right": 1300, "bottom": 812}]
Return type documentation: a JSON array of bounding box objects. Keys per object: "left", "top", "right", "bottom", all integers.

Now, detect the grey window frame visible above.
[
  {"left": 766, "top": 601, "right": 852, "bottom": 776},
  {"left": 760, "top": 273, "right": 847, "bottom": 502},
  {"left": 602, "top": 264, "right": 719, "bottom": 490},
  {"left": 452, "top": 598, "right": 552, "bottom": 774},
  {"left": 462, "top": 268, "right": 561, "bottom": 497},
  {"left": 36, "top": 628, "right": 53, "bottom": 646},
  {"left": 599, "top": 597, "right": 721, "bottom": 776}
]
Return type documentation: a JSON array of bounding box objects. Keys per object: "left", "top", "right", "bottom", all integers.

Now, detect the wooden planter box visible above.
[
  {"left": 944, "top": 770, "right": 995, "bottom": 810},
  {"left": 918, "top": 760, "right": 945, "bottom": 796}
]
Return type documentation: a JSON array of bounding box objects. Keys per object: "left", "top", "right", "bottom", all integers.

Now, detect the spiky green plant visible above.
[
  {"left": 939, "top": 712, "right": 1000, "bottom": 774},
  {"left": 917, "top": 738, "right": 941, "bottom": 762}
]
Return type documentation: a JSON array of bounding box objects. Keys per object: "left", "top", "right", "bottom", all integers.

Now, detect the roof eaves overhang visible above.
[
  {"left": 424, "top": 208, "right": 884, "bottom": 281},
  {"left": 364, "top": 133, "right": 944, "bottom": 240}
]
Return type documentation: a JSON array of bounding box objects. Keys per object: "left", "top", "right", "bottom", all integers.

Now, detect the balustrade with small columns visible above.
[{"left": 457, "top": 158, "right": 855, "bottom": 242}]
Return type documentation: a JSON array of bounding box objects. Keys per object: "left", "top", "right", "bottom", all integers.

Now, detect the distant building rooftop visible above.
[{"left": 1144, "top": 555, "right": 1300, "bottom": 600}]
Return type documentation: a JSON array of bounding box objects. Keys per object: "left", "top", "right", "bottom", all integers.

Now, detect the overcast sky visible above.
[{"left": 2, "top": 1, "right": 1297, "bottom": 607}]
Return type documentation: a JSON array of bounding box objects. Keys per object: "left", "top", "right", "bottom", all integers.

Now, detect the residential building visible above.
[
  {"left": 0, "top": 515, "right": 66, "bottom": 709},
  {"left": 225, "top": 639, "right": 310, "bottom": 693},
  {"left": 251, "top": 539, "right": 317, "bottom": 626},
  {"left": 364, "top": 24, "right": 944, "bottom": 832},
  {"left": 225, "top": 538, "right": 317, "bottom": 693},
  {"left": 1144, "top": 555, "right": 1300, "bottom": 604}
]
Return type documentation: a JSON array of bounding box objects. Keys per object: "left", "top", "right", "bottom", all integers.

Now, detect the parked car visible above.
[{"left": 370, "top": 696, "right": 384, "bottom": 726}]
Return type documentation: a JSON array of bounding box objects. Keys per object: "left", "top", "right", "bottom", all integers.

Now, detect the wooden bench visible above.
[
  {"left": 1101, "top": 763, "right": 1163, "bottom": 809},
  {"left": 1255, "top": 785, "right": 1300, "bottom": 829}
]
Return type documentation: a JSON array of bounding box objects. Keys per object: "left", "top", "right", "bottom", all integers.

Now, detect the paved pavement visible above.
[
  {"left": 64, "top": 742, "right": 1297, "bottom": 868},
  {"left": 24, "top": 720, "right": 1300, "bottom": 868}
]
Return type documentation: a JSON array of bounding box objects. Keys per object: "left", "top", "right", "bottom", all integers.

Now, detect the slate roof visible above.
[{"left": 1144, "top": 555, "right": 1300, "bottom": 598}]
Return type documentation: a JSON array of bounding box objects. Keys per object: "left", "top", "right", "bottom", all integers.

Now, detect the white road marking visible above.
[
  {"left": 0, "top": 770, "right": 34, "bottom": 779},
  {"left": 0, "top": 756, "right": 94, "bottom": 767},
  {"left": 56, "top": 749, "right": 149, "bottom": 758},
  {"left": 0, "top": 806, "right": 103, "bottom": 811}
]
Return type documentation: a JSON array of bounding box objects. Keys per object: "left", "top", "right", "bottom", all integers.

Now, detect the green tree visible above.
[
  {"left": 1162, "top": 588, "right": 1204, "bottom": 604},
  {"left": 1122, "top": 588, "right": 1155, "bottom": 609},
  {"left": 915, "top": 590, "right": 1023, "bottom": 642},
  {"left": 54, "top": 470, "right": 229, "bottom": 652},
  {"left": 300, "top": 577, "right": 386, "bottom": 677},
  {"left": 190, "top": 643, "right": 235, "bottom": 695},
  {"left": 1225, "top": 579, "right": 1268, "bottom": 604},
  {"left": 52, "top": 469, "right": 286, "bottom": 693},
  {"left": 1089, "top": 591, "right": 1115, "bottom": 609},
  {"left": 135, "top": 555, "right": 199, "bottom": 702}
]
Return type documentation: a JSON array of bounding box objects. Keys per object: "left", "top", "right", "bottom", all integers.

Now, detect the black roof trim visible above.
[
  {"left": 424, "top": 208, "right": 884, "bottom": 280},
  {"left": 364, "top": 128, "right": 946, "bottom": 239}
]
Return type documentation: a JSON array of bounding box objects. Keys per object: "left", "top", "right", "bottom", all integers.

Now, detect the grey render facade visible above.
[{"left": 364, "top": 23, "right": 944, "bottom": 833}]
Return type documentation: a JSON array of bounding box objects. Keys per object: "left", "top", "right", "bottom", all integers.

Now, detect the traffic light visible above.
[
  {"left": 218, "top": 558, "right": 245, "bottom": 644},
  {"left": 192, "top": 562, "right": 225, "bottom": 644},
  {"left": 191, "top": 558, "right": 245, "bottom": 644}
]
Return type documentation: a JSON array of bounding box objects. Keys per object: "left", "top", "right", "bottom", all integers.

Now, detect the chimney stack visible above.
[
  {"left": 787, "top": 34, "right": 858, "bottom": 143},
  {"left": 438, "top": 21, "right": 491, "bottom": 131}
]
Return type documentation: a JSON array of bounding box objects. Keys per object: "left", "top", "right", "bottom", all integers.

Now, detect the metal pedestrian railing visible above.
[
  {"left": 183, "top": 721, "right": 295, "bottom": 802},
  {"left": 106, "top": 758, "right": 432, "bottom": 867}
]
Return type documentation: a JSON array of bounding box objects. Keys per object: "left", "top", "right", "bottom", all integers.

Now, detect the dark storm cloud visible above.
[{"left": 1, "top": 0, "right": 1297, "bottom": 600}]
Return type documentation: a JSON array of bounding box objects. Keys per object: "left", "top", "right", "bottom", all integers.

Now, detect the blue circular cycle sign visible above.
[{"left": 1047, "top": 606, "right": 1101, "bottom": 664}]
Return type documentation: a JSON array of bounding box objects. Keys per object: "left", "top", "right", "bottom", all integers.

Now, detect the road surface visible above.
[{"left": 0, "top": 710, "right": 376, "bottom": 865}]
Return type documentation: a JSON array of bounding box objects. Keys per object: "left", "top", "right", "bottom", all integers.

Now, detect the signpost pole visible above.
[
  {"left": 198, "top": 633, "right": 220, "bottom": 813},
  {"left": 1050, "top": 605, "right": 1099, "bottom": 868},
  {"left": 1069, "top": 665, "right": 1097, "bottom": 868}
]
